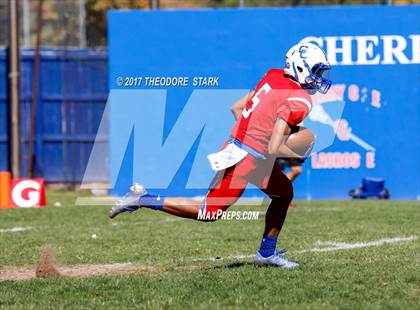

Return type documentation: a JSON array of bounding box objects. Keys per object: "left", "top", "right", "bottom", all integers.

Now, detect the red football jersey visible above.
[{"left": 231, "top": 69, "right": 312, "bottom": 154}]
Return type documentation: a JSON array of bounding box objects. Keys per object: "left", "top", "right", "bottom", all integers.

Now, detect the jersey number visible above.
[{"left": 242, "top": 82, "right": 272, "bottom": 119}]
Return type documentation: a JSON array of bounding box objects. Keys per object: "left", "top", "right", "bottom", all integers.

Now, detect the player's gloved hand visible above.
[
  {"left": 276, "top": 157, "right": 306, "bottom": 165},
  {"left": 291, "top": 157, "right": 306, "bottom": 164}
]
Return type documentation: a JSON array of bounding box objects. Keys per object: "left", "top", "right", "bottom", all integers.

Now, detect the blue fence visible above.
[
  {"left": 0, "top": 48, "right": 108, "bottom": 182},
  {"left": 107, "top": 5, "right": 420, "bottom": 199}
]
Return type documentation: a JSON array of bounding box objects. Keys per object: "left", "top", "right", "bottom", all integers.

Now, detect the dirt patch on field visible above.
[
  {"left": 0, "top": 245, "right": 157, "bottom": 281},
  {"left": 0, "top": 267, "right": 35, "bottom": 281},
  {"left": 36, "top": 244, "right": 62, "bottom": 278},
  {"left": 60, "top": 263, "right": 155, "bottom": 277},
  {"left": 0, "top": 263, "right": 156, "bottom": 281}
]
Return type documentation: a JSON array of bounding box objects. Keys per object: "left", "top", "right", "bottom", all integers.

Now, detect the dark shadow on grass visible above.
[{"left": 206, "top": 261, "right": 258, "bottom": 270}]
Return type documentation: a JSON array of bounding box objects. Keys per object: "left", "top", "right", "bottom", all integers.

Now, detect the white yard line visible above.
[
  {"left": 0, "top": 227, "right": 32, "bottom": 233},
  {"left": 194, "top": 236, "right": 418, "bottom": 262},
  {"left": 295, "top": 236, "right": 418, "bottom": 253}
]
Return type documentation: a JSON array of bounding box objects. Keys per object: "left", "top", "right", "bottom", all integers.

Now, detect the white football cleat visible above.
[
  {"left": 255, "top": 249, "right": 299, "bottom": 269},
  {"left": 109, "top": 183, "right": 147, "bottom": 219}
]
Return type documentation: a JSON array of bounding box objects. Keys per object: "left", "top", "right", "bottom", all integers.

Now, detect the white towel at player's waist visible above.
[{"left": 207, "top": 137, "right": 267, "bottom": 171}]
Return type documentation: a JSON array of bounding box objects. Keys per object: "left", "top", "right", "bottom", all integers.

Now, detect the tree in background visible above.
[
  {"left": 0, "top": 0, "right": 150, "bottom": 47},
  {"left": 86, "top": 0, "right": 149, "bottom": 47}
]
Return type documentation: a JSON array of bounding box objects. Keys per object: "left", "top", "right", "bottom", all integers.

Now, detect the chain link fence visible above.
[{"left": 0, "top": 2, "right": 7, "bottom": 47}]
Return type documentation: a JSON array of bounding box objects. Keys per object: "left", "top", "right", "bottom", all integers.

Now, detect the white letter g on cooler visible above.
[{"left": 11, "top": 180, "right": 41, "bottom": 208}]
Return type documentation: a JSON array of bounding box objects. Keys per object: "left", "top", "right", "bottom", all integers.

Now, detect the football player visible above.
[{"left": 109, "top": 42, "right": 331, "bottom": 268}]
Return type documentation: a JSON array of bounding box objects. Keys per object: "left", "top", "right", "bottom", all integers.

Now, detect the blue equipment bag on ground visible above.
[{"left": 349, "top": 178, "right": 390, "bottom": 199}]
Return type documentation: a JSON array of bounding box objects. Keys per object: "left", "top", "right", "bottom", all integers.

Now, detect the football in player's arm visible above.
[
  {"left": 109, "top": 42, "right": 332, "bottom": 269},
  {"left": 279, "top": 125, "right": 315, "bottom": 181}
]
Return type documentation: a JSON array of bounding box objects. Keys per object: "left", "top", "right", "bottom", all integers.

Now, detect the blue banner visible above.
[{"left": 107, "top": 5, "right": 420, "bottom": 199}]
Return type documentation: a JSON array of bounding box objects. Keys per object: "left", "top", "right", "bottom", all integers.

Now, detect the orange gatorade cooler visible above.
[{"left": 0, "top": 171, "right": 11, "bottom": 208}]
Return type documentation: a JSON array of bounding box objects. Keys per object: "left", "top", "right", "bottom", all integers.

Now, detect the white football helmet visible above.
[{"left": 284, "top": 42, "right": 331, "bottom": 94}]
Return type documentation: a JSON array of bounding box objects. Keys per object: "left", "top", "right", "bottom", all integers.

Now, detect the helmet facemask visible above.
[{"left": 303, "top": 62, "right": 332, "bottom": 94}]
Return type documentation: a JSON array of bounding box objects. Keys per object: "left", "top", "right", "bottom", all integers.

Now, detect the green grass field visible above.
[{"left": 0, "top": 190, "right": 419, "bottom": 309}]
